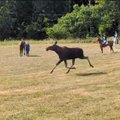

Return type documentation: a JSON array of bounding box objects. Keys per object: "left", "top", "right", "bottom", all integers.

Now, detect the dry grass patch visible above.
[{"left": 0, "top": 42, "right": 120, "bottom": 120}]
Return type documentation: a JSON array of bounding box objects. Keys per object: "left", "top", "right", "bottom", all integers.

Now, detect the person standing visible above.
[
  {"left": 25, "top": 41, "right": 30, "bottom": 56},
  {"left": 115, "top": 31, "right": 118, "bottom": 44},
  {"left": 113, "top": 31, "right": 119, "bottom": 48}
]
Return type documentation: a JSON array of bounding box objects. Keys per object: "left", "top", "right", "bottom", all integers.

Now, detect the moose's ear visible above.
[{"left": 54, "top": 41, "right": 57, "bottom": 45}]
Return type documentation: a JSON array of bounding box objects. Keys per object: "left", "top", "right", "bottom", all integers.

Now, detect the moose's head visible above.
[{"left": 46, "top": 41, "right": 58, "bottom": 51}]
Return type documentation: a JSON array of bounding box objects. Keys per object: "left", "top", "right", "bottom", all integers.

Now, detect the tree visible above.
[
  {"left": 47, "top": 4, "right": 97, "bottom": 39},
  {"left": 47, "top": 0, "right": 118, "bottom": 39},
  {"left": 0, "top": 0, "right": 119, "bottom": 40},
  {"left": 15, "top": 0, "right": 33, "bottom": 38},
  {"left": 96, "top": 0, "right": 118, "bottom": 35},
  {"left": 0, "top": 0, "right": 16, "bottom": 40}
]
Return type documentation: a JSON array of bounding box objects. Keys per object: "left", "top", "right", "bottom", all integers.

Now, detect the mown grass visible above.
[
  {"left": 0, "top": 40, "right": 120, "bottom": 120},
  {"left": 0, "top": 38, "right": 97, "bottom": 46}
]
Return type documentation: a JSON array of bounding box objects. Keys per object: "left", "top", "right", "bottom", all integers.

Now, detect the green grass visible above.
[
  {"left": 0, "top": 38, "right": 97, "bottom": 46},
  {"left": 0, "top": 41, "right": 120, "bottom": 120}
]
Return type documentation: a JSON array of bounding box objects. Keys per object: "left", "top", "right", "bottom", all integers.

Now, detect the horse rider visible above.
[{"left": 102, "top": 35, "right": 108, "bottom": 45}]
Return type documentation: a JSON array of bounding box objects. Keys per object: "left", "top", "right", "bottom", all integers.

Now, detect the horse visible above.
[
  {"left": 46, "top": 41, "right": 94, "bottom": 73},
  {"left": 19, "top": 39, "right": 25, "bottom": 56},
  {"left": 97, "top": 36, "right": 114, "bottom": 53}
]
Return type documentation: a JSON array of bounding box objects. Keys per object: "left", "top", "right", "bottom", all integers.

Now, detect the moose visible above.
[
  {"left": 97, "top": 35, "right": 114, "bottom": 53},
  {"left": 46, "top": 41, "right": 94, "bottom": 73}
]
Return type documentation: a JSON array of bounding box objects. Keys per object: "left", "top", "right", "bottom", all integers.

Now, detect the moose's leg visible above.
[
  {"left": 66, "top": 59, "right": 75, "bottom": 73},
  {"left": 64, "top": 60, "right": 76, "bottom": 69},
  {"left": 64, "top": 60, "right": 68, "bottom": 68},
  {"left": 84, "top": 56, "right": 94, "bottom": 68},
  {"left": 50, "top": 59, "right": 62, "bottom": 74}
]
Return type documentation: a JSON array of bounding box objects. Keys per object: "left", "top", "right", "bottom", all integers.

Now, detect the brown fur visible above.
[
  {"left": 97, "top": 37, "right": 114, "bottom": 53},
  {"left": 19, "top": 40, "right": 25, "bottom": 56},
  {"left": 46, "top": 41, "right": 94, "bottom": 73}
]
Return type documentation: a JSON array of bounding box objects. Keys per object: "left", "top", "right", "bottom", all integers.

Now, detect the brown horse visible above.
[
  {"left": 46, "top": 41, "right": 94, "bottom": 73},
  {"left": 97, "top": 36, "right": 114, "bottom": 53},
  {"left": 19, "top": 39, "right": 25, "bottom": 56}
]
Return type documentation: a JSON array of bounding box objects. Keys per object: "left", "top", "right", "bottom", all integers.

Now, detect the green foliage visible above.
[
  {"left": 47, "top": 0, "right": 118, "bottom": 39},
  {"left": 26, "top": 16, "right": 48, "bottom": 39},
  {"left": 47, "top": 4, "right": 99, "bottom": 39},
  {"left": 15, "top": 0, "right": 33, "bottom": 38},
  {"left": 47, "top": 24, "right": 70, "bottom": 39},
  {"left": 0, "top": 0, "right": 120, "bottom": 40},
  {"left": 97, "top": 0, "right": 117, "bottom": 35},
  {"left": 0, "top": 0, "right": 16, "bottom": 40}
]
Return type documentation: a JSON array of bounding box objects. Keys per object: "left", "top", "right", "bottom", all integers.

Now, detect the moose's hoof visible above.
[
  {"left": 50, "top": 71, "right": 53, "bottom": 74},
  {"left": 91, "top": 65, "right": 94, "bottom": 68},
  {"left": 66, "top": 71, "right": 69, "bottom": 74},
  {"left": 72, "top": 67, "right": 76, "bottom": 69}
]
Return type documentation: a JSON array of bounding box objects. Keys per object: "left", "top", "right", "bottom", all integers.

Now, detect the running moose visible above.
[{"left": 46, "top": 41, "right": 94, "bottom": 73}]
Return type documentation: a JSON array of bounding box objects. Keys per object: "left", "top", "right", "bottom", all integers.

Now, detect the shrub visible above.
[{"left": 47, "top": 1, "right": 117, "bottom": 39}]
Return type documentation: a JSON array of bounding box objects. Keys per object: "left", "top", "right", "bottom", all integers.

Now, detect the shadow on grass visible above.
[
  {"left": 29, "top": 55, "right": 40, "bottom": 57},
  {"left": 76, "top": 71, "right": 107, "bottom": 76}
]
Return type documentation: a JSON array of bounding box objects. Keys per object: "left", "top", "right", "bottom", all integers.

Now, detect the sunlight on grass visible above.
[
  {"left": 0, "top": 41, "right": 120, "bottom": 120},
  {"left": 0, "top": 38, "right": 97, "bottom": 46}
]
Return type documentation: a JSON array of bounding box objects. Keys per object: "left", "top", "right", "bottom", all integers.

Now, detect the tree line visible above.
[{"left": 0, "top": 0, "right": 120, "bottom": 40}]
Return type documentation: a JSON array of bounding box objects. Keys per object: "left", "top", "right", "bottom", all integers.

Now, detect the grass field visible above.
[{"left": 0, "top": 40, "right": 120, "bottom": 120}]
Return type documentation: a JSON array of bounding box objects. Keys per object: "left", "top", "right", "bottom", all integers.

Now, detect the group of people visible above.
[
  {"left": 19, "top": 38, "right": 30, "bottom": 57},
  {"left": 19, "top": 32, "right": 118, "bottom": 56}
]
